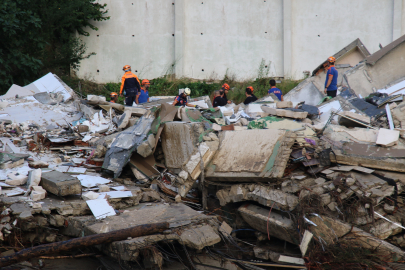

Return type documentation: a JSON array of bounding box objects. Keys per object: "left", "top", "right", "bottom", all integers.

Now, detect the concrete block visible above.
[
  {"left": 28, "top": 160, "right": 49, "bottom": 168},
  {"left": 179, "top": 225, "right": 221, "bottom": 250},
  {"left": 31, "top": 186, "right": 46, "bottom": 201},
  {"left": 6, "top": 172, "right": 28, "bottom": 186},
  {"left": 276, "top": 109, "right": 308, "bottom": 119},
  {"left": 19, "top": 211, "right": 33, "bottom": 220},
  {"left": 161, "top": 122, "right": 204, "bottom": 168},
  {"left": 41, "top": 171, "right": 81, "bottom": 196},
  {"left": 239, "top": 203, "right": 299, "bottom": 244},
  {"left": 136, "top": 140, "right": 153, "bottom": 158},
  {"left": 147, "top": 134, "right": 155, "bottom": 148},
  {"left": 362, "top": 215, "right": 402, "bottom": 239},
  {"left": 98, "top": 185, "right": 110, "bottom": 192},
  {"left": 276, "top": 101, "right": 293, "bottom": 108},
  {"left": 82, "top": 191, "right": 99, "bottom": 200},
  {"left": 49, "top": 215, "right": 65, "bottom": 227}
]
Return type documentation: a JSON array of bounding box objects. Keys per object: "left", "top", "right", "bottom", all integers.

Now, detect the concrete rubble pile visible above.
[{"left": 2, "top": 38, "right": 405, "bottom": 269}]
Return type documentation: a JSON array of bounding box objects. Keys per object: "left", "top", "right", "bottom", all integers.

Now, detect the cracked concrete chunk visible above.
[
  {"left": 180, "top": 225, "right": 221, "bottom": 250},
  {"left": 41, "top": 171, "right": 81, "bottom": 196},
  {"left": 239, "top": 203, "right": 299, "bottom": 245},
  {"left": 19, "top": 210, "right": 33, "bottom": 220}
]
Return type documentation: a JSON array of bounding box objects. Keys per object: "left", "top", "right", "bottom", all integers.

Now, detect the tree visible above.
[{"left": 0, "top": 0, "right": 109, "bottom": 93}]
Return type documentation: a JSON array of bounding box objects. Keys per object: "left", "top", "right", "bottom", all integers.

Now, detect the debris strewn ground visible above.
[{"left": 2, "top": 37, "right": 405, "bottom": 269}]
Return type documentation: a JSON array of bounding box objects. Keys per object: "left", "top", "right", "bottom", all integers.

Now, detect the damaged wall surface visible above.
[{"left": 76, "top": 0, "right": 403, "bottom": 82}]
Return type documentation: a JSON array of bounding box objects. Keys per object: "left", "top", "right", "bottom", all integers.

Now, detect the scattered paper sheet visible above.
[
  {"left": 86, "top": 199, "right": 116, "bottom": 219},
  {"left": 111, "top": 186, "right": 128, "bottom": 191},
  {"left": 77, "top": 175, "right": 111, "bottom": 188}
]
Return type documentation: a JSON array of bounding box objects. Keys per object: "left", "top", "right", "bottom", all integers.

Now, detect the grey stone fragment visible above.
[
  {"left": 179, "top": 225, "right": 221, "bottom": 250},
  {"left": 19, "top": 211, "right": 33, "bottom": 220}
]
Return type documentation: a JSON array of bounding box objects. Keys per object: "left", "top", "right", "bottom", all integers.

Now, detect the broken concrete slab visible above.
[
  {"left": 253, "top": 246, "right": 305, "bottom": 265},
  {"left": 238, "top": 203, "right": 299, "bottom": 245},
  {"left": 41, "top": 171, "right": 81, "bottom": 196},
  {"left": 309, "top": 215, "right": 405, "bottom": 261},
  {"left": 217, "top": 184, "right": 299, "bottom": 211},
  {"left": 27, "top": 169, "right": 41, "bottom": 189},
  {"left": 261, "top": 106, "right": 308, "bottom": 119},
  {"left": 161, "top": 121, "right": 204, "bottom": 169},
  {"left": 276, "top": 101, "right": 293, "bottom": 109},
  {"left": 76, "top": 203, "right": 218, "bottom": 261},
  {"left": 376, "top": 128, "right": 399, "bottom": 147},
  {"left": 330, "top": 141, "right": 405, "bottom": 172},
  {"left": 31, "top": 186, "right": 46, "bottom": 201},
  {"left": 206, "top": 129, "right": 296, "bottom": 181}
]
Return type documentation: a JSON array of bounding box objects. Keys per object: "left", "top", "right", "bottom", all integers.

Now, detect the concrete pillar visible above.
[
  {"left": 283, "top": 0, "right": 292, "bottom": 77},
  {"left": 393, "top": 0, "right": 403, "bottom": 40},
  {"left": 401, "top": 0, "right": 405, "bottom": 36},
  {"left": 174, "top": 0, "right": 185, "bottom": 78}
]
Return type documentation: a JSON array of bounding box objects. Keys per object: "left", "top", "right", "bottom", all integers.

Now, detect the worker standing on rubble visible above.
[
  {"left": 213, "top": 90, "right": 227, "bottom": 107},
  {"left": 136, "top": 79, "right": 150, "bottom": 104},
  {"left": 268, "top": 79, "right": 284, "bottom": 101},
  {"left": 221, "top": 83, "right": 232, "bottom": 104},
  {"left": 324, "top": 56, "right": 338, "bottom": 98},
  {"left": 243, "top": 86, "right": 257, "bottom": 105},
  {"left": 119, "top": 65, "right": 141, "bottom": 106},
  {"left": 110, "top": 92, "right": 118, "bottom": 103},
  {"left": 172, "top": 88, "right": 199, "bottom": 108}
]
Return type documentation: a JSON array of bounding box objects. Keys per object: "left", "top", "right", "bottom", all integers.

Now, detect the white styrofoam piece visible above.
[
  {"left": 97, "top": 191, "right": 133, "bottom": 199},
  {"left": 246, "top": 103, "right": 264, "bottom": 113},
  {"left": 77, "top": 175, "right": 111, "bottom": 188},
  {"left": 29, "top": 73, "right": 71, "bottom": 101},
  {"left": 86, "top": 199, "right": 116, "bottom": 219},
  {"left": 0, "top": 138, "right": 20, "bottom": 153}
]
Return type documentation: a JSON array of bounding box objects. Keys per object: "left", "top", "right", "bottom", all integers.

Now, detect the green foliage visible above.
[{"left": 0, "top": 0, "right": 109, "bottom": 93}]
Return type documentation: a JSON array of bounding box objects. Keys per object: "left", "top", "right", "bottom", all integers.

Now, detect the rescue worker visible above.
[
  {"left": 268, "top": 79, "right": 284, "bottom": 101},
  {"left": 119, "top": 65, "right": 141, "bottom": 106},
  {"left": 172, "top": 88, "right": 199, "bottom": 108},
  {"left": 110, "top": 92, "right": 118, "bottom": 103},
  {"left": 243, "top": 86, "right": 257, "bottom": 105},
  {"left": 212, "top": 90, "right": 226, "bottom": 108},
  {"left": 324, "top": 56, "right": 338, "bottom": 98},
  {"left": 221, "top": 83, "right": 231, "bottom": 104},
  {"left": 136, "top": 79, "right": 150, "bottom": 104}
]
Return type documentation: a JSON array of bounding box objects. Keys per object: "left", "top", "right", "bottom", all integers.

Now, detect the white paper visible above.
[
  {"left": 111, "top": 186, "right": 128, "bottom": 191},
  {"left": 86, "top": 199, "right": 116, "bottom": 219},
  {"left": 77, "top": 175, "right": 111, "bottom": 188}
]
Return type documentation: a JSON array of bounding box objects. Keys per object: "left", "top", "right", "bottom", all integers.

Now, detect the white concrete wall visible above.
[{"left": 76, "top": 0, "right": 404, "bottom": 83}]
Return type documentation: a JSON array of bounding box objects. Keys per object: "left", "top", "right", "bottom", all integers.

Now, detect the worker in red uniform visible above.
[
  {"left": 221, "top": 83, "right": 232, "bottom": 104},
  {"left": 324, "top": 56, "right": 338, "bottom": 98},
  {"left": 136, "top": 79, "right": 150, "bottom": 104},
  {"left": 119, "top": 65, "right": 141, "bottom": 106},
  {"left": 110, "top": 92, "right": 118, "bottom": 103},
  {"left": 172, "top": 88, "right": 199, "bottom": 108}
]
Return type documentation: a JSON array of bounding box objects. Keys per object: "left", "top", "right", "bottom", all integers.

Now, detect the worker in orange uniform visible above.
[
  {"left": 119, "top": 65, "right": 141, "bottom": 106},
  {"left": 136, "top": 79, "right": 150, "bottom": 104},
  {"left": 324, "top": 56, "right": 338, "bottom": 98},
  {"left": 110, "top": 92, "right": 118, "bottom": 103},
  {"left": 221, "top": 83, "right": 232, "bottom": 104}
]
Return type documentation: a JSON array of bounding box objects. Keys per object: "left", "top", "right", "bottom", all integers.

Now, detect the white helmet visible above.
[{"left": 184, "top": 88, "right": 191, "bottom": 96}]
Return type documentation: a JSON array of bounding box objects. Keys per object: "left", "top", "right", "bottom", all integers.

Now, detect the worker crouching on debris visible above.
[
  {"left": 137, "top": 79, "right": 150, "bottom": 104},
  {"left": 212, "top": 90, "right": 227, "bottom": 108},
  {"left": 120, "top": 65, "right": 141, "bottom": 106},
  {"left": 268, "top": 79, "right": 284, "bottom": 101},
  {"left": 110, "top": 92, "right": 118, "bottom": 103},
  {"left": 221, "top": 83, "right": 232, "bottom": 104},
  {"left": 243, "top": 86, "right": 257, "bottom": 105},
  {"left": 324, "top": 56, "right": 338, "bottom": 98},
  {"left": 172, "top": 88, "right": 199, "bottom": 108}
]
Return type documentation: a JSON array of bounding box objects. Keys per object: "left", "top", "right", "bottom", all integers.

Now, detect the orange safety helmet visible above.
[
  {"left": 247, "top": 86, "right": 254, "bottom": 92},
  {"left": 222, "top": 83, "right": 230, "bottom": 90},
  {"left": 327, "top": 56, "right": 336, "bottom": 63},
  {"left": 110, "top": 92, "right": 118, "bottom": 97},
  {"left": 142, "top": 79, "right": 150, "bottom": 85},
  {"left": 123, "top": 65, "right": 131, "bottom": 71}
]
